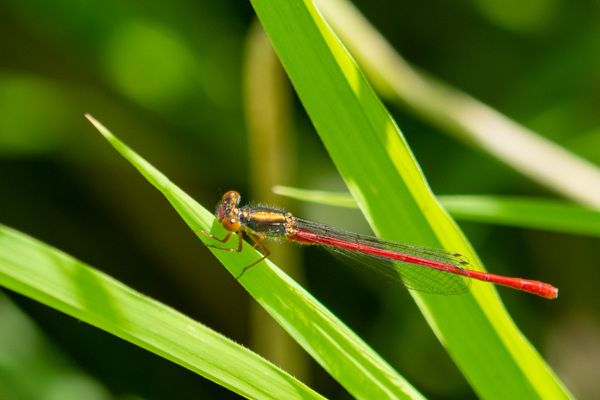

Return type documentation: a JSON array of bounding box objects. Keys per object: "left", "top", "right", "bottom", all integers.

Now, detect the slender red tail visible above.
[
  {"left": 466, "top": 270, "right": 558, "bottom": 299},
  {"left": 292, "top": 228, "right": 558, "bottom": 299}
]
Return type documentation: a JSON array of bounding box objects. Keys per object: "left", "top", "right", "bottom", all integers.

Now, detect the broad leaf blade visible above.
[
  {"left": 0, "top": 223, "right": 323, "bottom": 400},
  {"left": 87, "top": 115, "right": 423, "bottom": 400},
  {"left": 249, "top": 0, "right": 570, "bottom": 399}
]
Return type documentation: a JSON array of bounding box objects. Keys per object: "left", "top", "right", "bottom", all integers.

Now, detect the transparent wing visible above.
[{"left": 295, "top": 219, "right": 471, "bottom": 295}]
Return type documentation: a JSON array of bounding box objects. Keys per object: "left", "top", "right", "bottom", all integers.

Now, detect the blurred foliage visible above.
[{"left": 0, "top": 0, "right": 598, "bottom": 399}]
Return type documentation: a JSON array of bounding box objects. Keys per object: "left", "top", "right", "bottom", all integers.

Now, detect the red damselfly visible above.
[{"left": 199, "top": 191, "right": 558, "bottom": 299}]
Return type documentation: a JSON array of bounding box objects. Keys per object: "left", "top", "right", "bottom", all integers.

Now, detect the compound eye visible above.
[
  {"left": 222, "top": 191, "right": 240, "bottom": 203},
  {"left": 222, "top": 218, "right": 241, "bottom": 232}
]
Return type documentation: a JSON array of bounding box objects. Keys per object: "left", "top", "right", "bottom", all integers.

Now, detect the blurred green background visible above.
[{"left": 1, "top": 0, "right": 599, "bottom": 399}]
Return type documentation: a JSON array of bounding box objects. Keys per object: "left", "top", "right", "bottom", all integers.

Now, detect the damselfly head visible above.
[{"left": 215, "top": 191, "right": 243, "bottom": 232}]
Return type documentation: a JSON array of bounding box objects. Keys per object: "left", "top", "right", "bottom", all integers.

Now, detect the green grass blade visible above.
[
  {"left": 439, "top": 195, "right": 600, "bottom": 237},
  {"left": 273, "top": 185, "right": 359, "bottom": 208},
  {"left": 86, "top": 115, "right": 423, "bottom": 399},
  {"left": 0, "top": 222, "right": 324, "bottom": 400},
  {"left": 274, "top": 186, "right": 600, "bottom": 237},
  {"left": 250, "top": 1, "right": 571, "bottom": 399}
]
